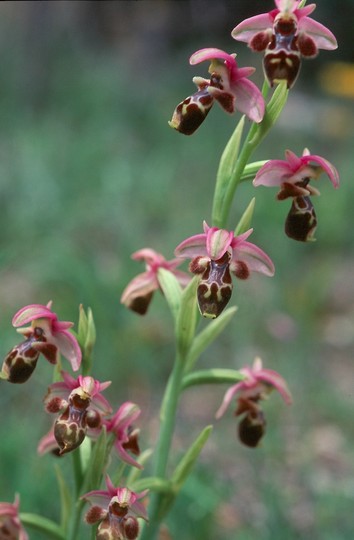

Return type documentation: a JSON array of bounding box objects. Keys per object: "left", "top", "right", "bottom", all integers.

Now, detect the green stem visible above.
[
  {"left": 20, "top": 513, "right": 65, "bottom": 540},
  {"left": 211, "top": 81, "right": 291, "bottom": 229},
  {"left": 140, "top": 351, "right": 185, "bottom": 540},
  {"left": 72, "top": 447, "right": 84, "bottom": 497},
  {"left": 212, "top": 119, "right": 261, "bottom": 229},
  {"left": 67, "top": 499, "right": 85, "bottom": 540}
]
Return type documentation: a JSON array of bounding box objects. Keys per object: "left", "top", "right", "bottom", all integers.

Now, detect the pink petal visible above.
[
  {"left": 190, "top": 48, "right": 235, "bottom": 66},
  {"left": 164, "top": 257, "right": 186, "bottom": 270},
  {"left": 257, "top": 370, "right": 292, "bottom": 404},
  {"left": 234, "top": 66, "right": 256, "bottom": 80},
  {"left": 12, "top": 304, "right": 57, "bottom": 327},
  {"left": 120, "top": 271, "right": 158, "bottom": 305},
  {"left": 215, "top": 382, "right": 245, "bottom": 418},
  {"left": 61, "top": 371, "right": 78, "bottom": 388},
  {"left": 301, "top": 154, "right": 339, "bottom": 187},
  {"left": 231, "top": 13, "right": 274, "bottom": 43},
  {"left": 110, "top": 402, "right": 141, "bottom": 431},
  {"left": 253, "top": 160, "right": 294, "bottom": 187},
  {"left": 231, "top": 229, "right": 254, "bottom": 245},
  {"left": 130, "top": 498, "right": 149, "bottom": 521},
  {"left": 53, "top": 330, "right": 82, "bottom": 371},
  {"left": 132, "top": 248, "right": 165, "bottom": 266},
  {"left": 294, "top": 4, "right": 317, "bottom": 19},
  {"left": 44, "top": 381, "right": 71, "bottom": 403},
  {"left": 206, "top": 228, "right": 234, "bottom": 260},
  {"left": 105, "top": 475, "right": 118, "bottom": 497},
  {"left": 231, "top": 77, "right": 265, "bottom": 123},
  {"left": 174, "top": 233, "right": 208, "bottom": 259},
  {"left": 298, "top": 17, "right": 338, "bottom": 50},
  {"left": 81, "top": 491, "right": 111, "bottom": 508},
  {"left": 233, "top": 241, "right": 275, "bottom": 276},
  {"left": 285, "top": 149, "right": 304, "bottom": 170},
  {"left": 114, "top": 441, "right": 143, "bottom": 470},
  {"left": 91, "top": 393, "right": 113, "bottom": 415},
  {"left": 37, "top": 426, "right": 58, "bottom": 455}
]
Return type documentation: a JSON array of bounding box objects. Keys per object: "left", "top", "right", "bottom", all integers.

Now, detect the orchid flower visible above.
[
  {"left": 169, "top": 48, "right": 265, "bottom": 135},
  {"left": 1, "top": 301, "right": 82, "bottom": 384},
  {"left": 253, "top": 148, "right": 339, "bottom": 241},
  {"left": 0, "top": 495, "right": 28, "bottom": 540},
  {"left": 121, "top": 248, "right": 190, "bottom": 315},
  {"left": 104, "top": 402, "right": 142, "bottom": 469},
  {"left": 82, "top": 475, "right": 148, "bottom": 540},
  {"left": 44, "top": 371, "right": 112, "bottom": 455},
  {"left": 175, "top": 221, "right": 274, "bottom": 318},
  {"left": 232, "top": 0, "right": 338, "bottom": 88},
  {"left": 216, "top": 357, "right": 292, "bottom": 447}
]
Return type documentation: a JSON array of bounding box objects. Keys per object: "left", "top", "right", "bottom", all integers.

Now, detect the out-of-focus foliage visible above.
[{"left": 0, "top": 2, "right": 354, "bottom": 539}]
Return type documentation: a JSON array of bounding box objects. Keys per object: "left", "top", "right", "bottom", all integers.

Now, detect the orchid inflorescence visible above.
[{"left": 0, "top": 1, "right": 339, "bottom": 539}]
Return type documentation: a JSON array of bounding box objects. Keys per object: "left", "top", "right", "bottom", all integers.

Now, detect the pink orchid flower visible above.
[
  {"left": 216, "top": 357, "right": 292, "bottom": 447},
  {"left": 82, "top": 476, "right": 148, "bottom": 540},
  {"left": 44, "top": 371, "right": 112, "bottom": 455},
  {"left": 175, "top": 221, "right": 274, "bottom": 318},
  {"left": 253, "top": 148, "right": 339, "bottom": 241},
  {"left": 1, "top": 301, "right": 82, "bottom": 384},
  {"left": 0, "top": 495, "right": 28, "bottom": 540},
  {"left": 104, "top": 402, "right": 142, "bottom": 469},
  {"left": 121, "top": 248, "right": 190, "bottom": 315},
  {"left": 169, "top": 48, "right": 265, "bottom": 135},
  {"left": 232, "top": 0, "right": 337, "bottom": 88}
]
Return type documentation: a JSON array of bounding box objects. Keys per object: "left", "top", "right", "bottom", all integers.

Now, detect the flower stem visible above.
[{"left": 140, "top": 351, "right": 185, "bottom": 540}]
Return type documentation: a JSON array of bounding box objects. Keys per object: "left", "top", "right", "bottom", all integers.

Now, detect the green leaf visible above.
[
  {"left": 20, "top": 513, "right": 65, "bottom": 540},
  {"left": 185, "top": 306, "right": 237, "bottom": 371},
  {"left": 234, "top": 198, "right": 256, "bottom": 236},
  {"left": 158, "top": 267, "right": 182, "bottom": 322},
  {"left": 171, "top": 425, "right": 213, "bottom": 492},
  {"left": 55, "top": 465, "right": 72, "bottom": 532},
  {"left": 175, "top": 276, "right": 198, "bottom": 357},
  {"left": 212, "top": 116, "right": 245, "bottom": 227},
  {"left": 182, "top": 368, "right": 246, "bottom": 389}
]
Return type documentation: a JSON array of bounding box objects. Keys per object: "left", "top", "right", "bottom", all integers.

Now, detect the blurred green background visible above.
[{"left": 0, "top": 1, "right": 354, "bottom": 539}]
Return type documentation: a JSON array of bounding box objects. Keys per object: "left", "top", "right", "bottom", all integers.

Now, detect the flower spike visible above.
[
  {"left": 175, "top": 222, "right": 274, "bottom": 318},
  {"left": 232, "top": 1, "right": 337, "bottom": 88},
  {"left": 169, "top": 48, "right": 265, "bottom": 135}
]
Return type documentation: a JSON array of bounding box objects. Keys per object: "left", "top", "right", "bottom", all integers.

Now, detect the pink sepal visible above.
[{"left": 299, "top": 17, "right": 338, "bottom": 50}]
